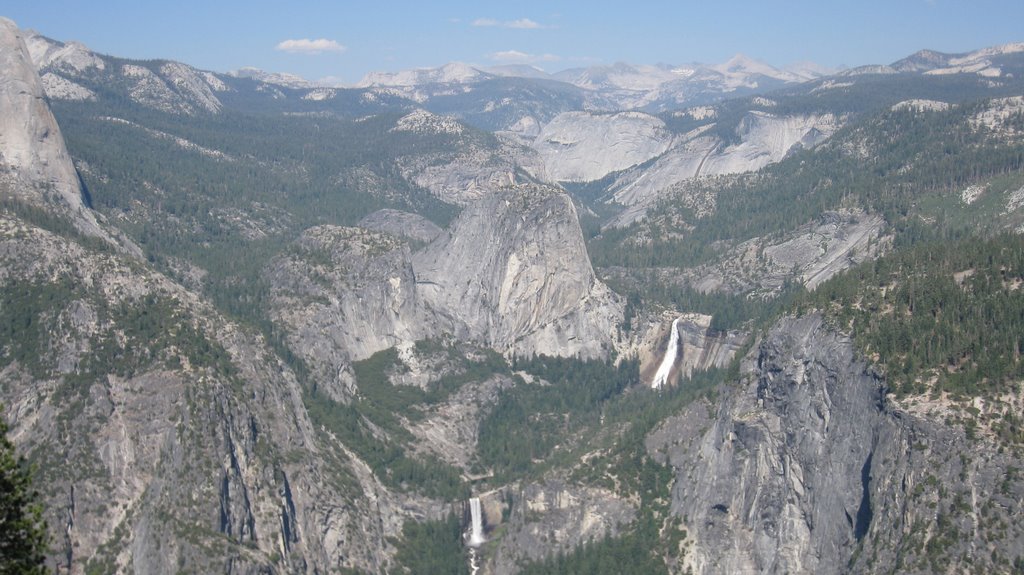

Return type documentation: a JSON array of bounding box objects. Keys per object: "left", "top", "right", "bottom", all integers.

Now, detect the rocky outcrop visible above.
[
  {"left": 413, "top": 184, "right": 623, "bottom": 359},
  {"left": 682, "top": 210, "right": 887, "bottom": 296},
  {"left": 0, "top": 18, "right": 107, "bottom": 240},
  {"left": 488, "top": 479, "right": 636, "bottom": 575},
  {"left": 39, "top": 72, "right": 96, "bottom": 101},
  {"left": 407, "top": 373, "right": 515, "bottom": 471},
  {"left": 531, "top": 111, "right": 673, "bottom": 182},
  {"left": 392, "top": 108, "right": 465, "bottom": 135},
  {"left": 23, "top": 30, "right": 104, "bottom": 74},
  {"left": 396, "top": 141, "right": 524, "bottom": 206},
  {"left": 608, "top": 112, "right": 840, "bottom": 212},
  {"left": 386, "top": 110, "right": 550, "bottom": 208},
  {"left": 265, "top": 226, "right": 433, "bottom": 398},
  {"left": 357, "top": 208, "right": 445, "bottom": 244},
  {"left": 647, "top": 314, "right": 1024, "bottom": 574},
  {"left": 0, "top": 211, "right": 436, "bottom": 574},
  {"left": 601, "top": 210, "right": 886, "bottom": 303},
  {"left": 22, "top": 27, "right": 224, "bottom": 114}
]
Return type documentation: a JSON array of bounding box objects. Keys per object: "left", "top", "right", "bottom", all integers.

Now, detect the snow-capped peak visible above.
[
  {"left": 486, "top": 64, "right": 551, "bottom": 79},
  {"left": 554, "top": 62, "right": 681, "bottom": 92},
  {"left": 228, "top": 67, "right": 313, "bottom": 89},
  {"left": 784, "top": 61, "right": 835, "bottom": 81},
  {"left": 950, "top": 42, "right": 1024, "bottom": 66},
  {"left": 713, "top": 54, "right": 799, "bottom": 82},
  {"left": 356, "top": 62, "right": 488, "bottom": 88},
  {"left": 436, "top": 62, "right": 486, "bottom": 83}
]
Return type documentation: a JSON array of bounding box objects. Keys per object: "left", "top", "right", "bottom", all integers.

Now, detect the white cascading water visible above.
[
  {"left": 651, "top": 317, "right": 681, "bottom": 389},
  {"left": 468, "top": 497, "right": 485, "bottom": 547}
]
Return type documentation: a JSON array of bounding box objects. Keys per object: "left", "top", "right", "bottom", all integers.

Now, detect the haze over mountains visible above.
[{"left": 3, "top": 13, "right": 1024, "bottom": 575}]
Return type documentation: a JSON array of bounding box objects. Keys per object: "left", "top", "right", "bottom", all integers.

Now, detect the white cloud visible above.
[
  {"left": 473, "top": 17, "right": 550, "bottom": 29},
  {"left": 275, "top": 38, "right": 347, "bottom": 55},
  {"left": 488, "top": 50, "right": 561, "bottom": 64},
  {"left": 507, "top": 18, "right": 542, "bottom": 29}
]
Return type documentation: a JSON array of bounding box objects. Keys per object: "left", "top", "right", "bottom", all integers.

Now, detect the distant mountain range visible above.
[
  {"left": 353, "top": 42, "right": 1024, "bottom": 88},
  {"left": 351, "top": 54, "right": 829, "bottom": 111},
  {"left": 268, "top": 42, "right": 1024, "bottom": 114},
  {"left": 23, "top": 18, "right": 1024, "bottom": 120}
]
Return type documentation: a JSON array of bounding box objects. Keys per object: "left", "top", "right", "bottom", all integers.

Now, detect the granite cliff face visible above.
[
  {"left": 0, "top": 212, "right": 438, "bottom": 574},
  {"left": 531, "top": 111, "right": 673, "bottom": 182},
  {"left": 489, "top": 480, "right": 636, "bottom": 575},
  {"left": 266, "top": 187, "right": 623, "bottom": 390},
  {"left": 684, "top": 210, "right": 888, "bottom": 297},
  {"left": 413, "top": 184, "right": 623, "bottom": 359},
  {"left": 526, "top": 107, "right": 839, "bottom": 223},
  {"left": 647, "top": 315, "right": 1024, "bottom": 574},
  {"left": 0, "top": 18, "right": 107, "bottom": 240},
  {"left": 8, "top": 15, "right": 1024, "bottom": 575},
  {"left": 264, "top": 225, "right": 432, "bottom": 399},
  {"left": 608, "top": 111, "right": 838, "bottom": 211}
]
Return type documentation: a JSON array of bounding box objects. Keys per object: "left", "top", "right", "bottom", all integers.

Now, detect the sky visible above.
[{"left": 5, "top": 1, "right": 1024, "bottom": 85}]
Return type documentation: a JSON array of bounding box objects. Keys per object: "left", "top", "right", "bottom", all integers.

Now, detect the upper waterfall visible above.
[{"left": 651, "top": 317, "right": 681, "bottom": 389}]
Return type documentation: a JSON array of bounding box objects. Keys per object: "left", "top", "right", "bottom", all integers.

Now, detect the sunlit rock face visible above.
[
  {"left": 413, "top": 184, "right": 622, "bottom": 359},
  {"left": 0, "top": 19, "right": 101, "bottom": 236},
  {"left": 531, "top": 111, "right": 673, "bottom": 182},
  {"left": 649, "top": 314, "right": 1024, "bottom": 574}
]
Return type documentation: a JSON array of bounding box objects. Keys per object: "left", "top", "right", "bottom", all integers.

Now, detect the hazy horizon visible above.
[{"left": 6, "top": 1, "right": 1024, "bottom": 85}]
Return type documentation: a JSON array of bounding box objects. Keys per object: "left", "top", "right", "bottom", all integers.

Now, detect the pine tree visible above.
[{"left": 0, "top": 408, "right": 47, "bottom": 575}]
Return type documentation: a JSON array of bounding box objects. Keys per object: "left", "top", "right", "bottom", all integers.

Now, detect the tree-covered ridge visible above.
[
  {"left": 303, "top": 340, "right": 511, "bottom": 500},
  {"left": 54, "top": 103, "right": 461, "bottom": 235},
  {"left": 477, "top": 355, "right": 640, "bottom": 479},
  {"left": 804, "top": 233, "right": 1024, "bottom": 443},
  {"left": 391, "top": 512, "right": 470, "bottom": 575}
]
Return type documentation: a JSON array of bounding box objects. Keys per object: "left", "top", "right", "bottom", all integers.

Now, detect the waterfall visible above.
[
  {"left": 651, "top": 317, "right": 681, "bottom": 389},
  {"left": 468, "top": 497, "right": 485, "bottom": 547}
]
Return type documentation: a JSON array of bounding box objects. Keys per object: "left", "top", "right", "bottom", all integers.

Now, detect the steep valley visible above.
[{"left": 2, "top": 15, "right": 1024, "bottom": 575}]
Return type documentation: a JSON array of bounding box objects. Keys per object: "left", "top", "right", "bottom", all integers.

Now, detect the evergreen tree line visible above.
[
  {"left": 803, "top": 233, "right": 1024, "bottom": 403},
  {"left": 477, "top": 355, "right": 640, "bottom": 478}
]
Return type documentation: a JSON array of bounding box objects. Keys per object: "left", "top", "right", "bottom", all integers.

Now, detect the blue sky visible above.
[{"left": 6, "top": 1, "right": 1024, "bottom": 84}]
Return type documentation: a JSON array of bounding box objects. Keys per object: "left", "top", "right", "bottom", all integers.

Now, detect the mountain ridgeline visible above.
[{"left": 2, "top": 15, "right": 1024, "bottom": 574}]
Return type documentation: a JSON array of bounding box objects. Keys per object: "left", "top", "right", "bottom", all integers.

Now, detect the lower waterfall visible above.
[
  {"left": 468, "top": 497, "right": 485, "bottom": 546},
  {"left": 651, "top": 317, "right": 681, "bottom": 389}
]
